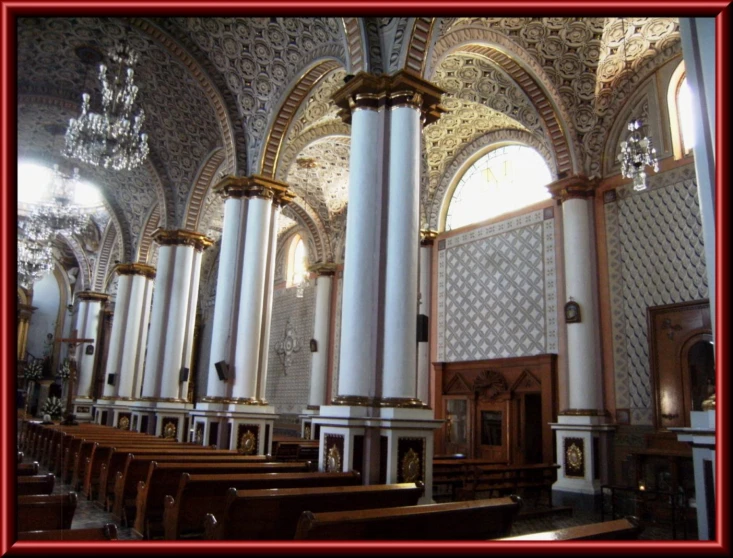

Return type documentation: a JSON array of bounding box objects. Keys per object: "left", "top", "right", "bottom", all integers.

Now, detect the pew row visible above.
[
  {"left": 163, "top": 471, "right": 362, "bottom": 540},
  {"left": 132, "top": 461, "right": 317, "bottom": 537},
  {"left": 17, "top": 462, "right": 40, "bottom": 476},
  {"left": 18, "top": 524, "right": 119, "bottom": 541},
  {"left": 17, "top": 474, "right": 55, "bottom": 496},
  {"left": 204, "top": 483, "right": 425, "bottom": 540},
  {"left": 293, "top": 496, "right": 523, "bottom": 540},
  {"left": 495, "top": 516, "right": 643, "bottom": 541},
  {"left": 18, "top": 493, "right": 78, "bottom": 532}
]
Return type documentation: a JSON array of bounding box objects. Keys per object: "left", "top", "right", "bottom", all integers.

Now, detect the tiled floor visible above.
[{"left": 36, "top": 463, "right": 694, "bottom": 542}]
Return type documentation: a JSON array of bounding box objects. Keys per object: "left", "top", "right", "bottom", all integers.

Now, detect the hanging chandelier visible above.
[
  {"left": 17, "top": 164, "right": 89, "bottom": 289},
  {"left": 64, "top": 43, "right": 149, "bottom": 171},
  {"left": 616, "top": 19, "right": 659, "bottom": 191}
]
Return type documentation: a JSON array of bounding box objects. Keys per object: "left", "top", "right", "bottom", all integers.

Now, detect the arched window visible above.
[
  {"left": 668, "top": 61, "right": 695, "bottom": 159},
  {"left": 444, "top": 145, "right": 552, "bottom": 231},
  {"left": 286, "top": 234, "right": 308, "bottom": 295}
]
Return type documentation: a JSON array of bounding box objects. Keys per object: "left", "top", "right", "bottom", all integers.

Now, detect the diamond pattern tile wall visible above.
[
  {"left": 437, "top": 208, "right": 556, "bottom": 362},
  {"left": 605, "top": 164, "right": 707, "bottom": 425}
]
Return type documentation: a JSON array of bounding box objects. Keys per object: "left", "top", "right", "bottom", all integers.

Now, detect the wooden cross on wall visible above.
[{"left": 55, "top": 330, "right": 93, "bottom": 415}]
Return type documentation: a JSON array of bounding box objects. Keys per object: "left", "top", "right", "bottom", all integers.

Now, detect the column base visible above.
[
  {"left": 189, "top": 405, "right": 278, "bottom": 454},
  {"left": 312, "top": 405, "right": 442, "bottom": 503},
  {"left": 550, "top": 416, "right": 616, "bottom": 497},
  {"left": 71, "top": 397, "right": 94, "bottom": 422}
]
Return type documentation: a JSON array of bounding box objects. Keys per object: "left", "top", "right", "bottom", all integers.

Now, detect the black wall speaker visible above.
[
  {"left": 417, "top": 314, "right": 429, "bottom": 343},
  {"left": 107, "top": 373, "right": 116, "bottom": 386},
  {"left": 214, "top": 360, "right": 229, "bottom": 381},
  {"left": 179, "top": 367, "right": 189, "bottom": 383}
]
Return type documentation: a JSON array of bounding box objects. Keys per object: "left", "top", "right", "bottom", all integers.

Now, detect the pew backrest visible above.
[
  {"left": 205, "top": 482, "right": 424, "bottom": 540},
  {"left": 18, "top": 493, "right": 78, "bottom": 531},
  {"left": 17, "top": 462, "right": 39, "bottom": 476},
  {"left": 18, "top": 524, "right": 119, "bottom": 540},
  {"left": 17, "top": 473, "right": 55, "bottom": 496},
  {"left": 163, "top": 470, "right": 362, "bottom": 540},
  {"left": 495, "top": 516, "right": 642, "bottom": 541},
  {"left": 294, "top": 496, "right": 523, "bottom": 540}
]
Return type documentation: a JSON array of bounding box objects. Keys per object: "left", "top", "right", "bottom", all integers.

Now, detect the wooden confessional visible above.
[{"left": 434, "top": 354, "right": 558, "bottom": 465}]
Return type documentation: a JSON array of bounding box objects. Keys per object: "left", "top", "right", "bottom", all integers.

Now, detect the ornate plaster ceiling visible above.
[
  {"left": 17, "top": 17, "right": 223, "bottom": 228},
  {"left": 166, "top": 17, "right": 346, "bottom": 172},
  {"left": 287, "top": 69, "right": 347, "bottom": 140}
]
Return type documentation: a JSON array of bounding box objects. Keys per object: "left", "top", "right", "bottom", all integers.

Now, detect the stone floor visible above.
[{"left": 37, "top": 463, "right": 695, "bottom": 542}]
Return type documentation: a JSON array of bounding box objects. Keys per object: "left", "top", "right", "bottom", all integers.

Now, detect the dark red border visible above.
[{"left": 1, "top": 3, "right": 729, "bottom": 556}]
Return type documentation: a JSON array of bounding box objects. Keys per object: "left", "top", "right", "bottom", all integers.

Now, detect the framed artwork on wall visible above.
[{"left": 565, "top": 301, "right": 581, "bottom": 323}]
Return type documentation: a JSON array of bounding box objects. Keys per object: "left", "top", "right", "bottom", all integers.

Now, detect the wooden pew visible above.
[
  {"left": 97, "top": 447, "right": 240, "bottom": 508},
  {"left": 18, "top": 524, "right": 119, "bottom": 540},
  {"left": 17, "top": 451, "right": 24, "bottom": 464},
  {"left": 294, "top": 496, "right": 523, "bottom": 540},
  {"left": 112, "top": 454, "right": 274, "bottom": 521},
  {"left": 17, "top": 474, "right": 55, "bottom": 496},
  {"left": 133, "top": 461, "right": 316, "bottom": 537},
  {"left": 204, "top": 483, "right": 425, "bottom": 540},
  {"left": 495, "top": 516, "right": 643, "bottom": 541},
  {"left": 274, "top": 441, "right": 319, "bottom": 462},
  {"left": 18, "top": 493, "right": 78, "bottom": 532},
  {"left": 457, "top": 463, "right": 560, "bottom": 506},
  {"left": 163, "top": 471, "right": 362, "bottom": 540},
  {"left": 17, "top": 462, "right": 39, "bottom": 476}
]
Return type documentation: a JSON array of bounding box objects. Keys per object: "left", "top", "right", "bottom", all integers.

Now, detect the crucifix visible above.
[{"left": 55, "top": 330, "right": 94, "bottom": 418}]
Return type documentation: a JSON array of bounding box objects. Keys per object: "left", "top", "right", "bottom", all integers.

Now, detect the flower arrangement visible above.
[
  {"left": 23, "top": 359, "right": 43, "bottom": 381},
  {"left": 58, "top": 359, "right": 72, "bottom": 381},
  {"left": 41, "top": 396, "right": 64, "bottom": 420}
]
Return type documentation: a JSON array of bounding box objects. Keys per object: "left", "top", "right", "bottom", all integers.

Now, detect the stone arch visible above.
[
  {"left": 402, "top": 17, "right": 437, "bottom": 76},
  {"left": 132, "top": 17, "right": 239, "bottom": 176},
  {"left": 136, "top": 204, "right": 162, "bottom": 265},
  {"left": 57, "top": 232, "right": 93, "bottom": 292},
  {"left": 427, "top": 129, "right": 557, "bottom": 231},
  {"left": 259, "top": 58, "right": 344, "bottom": 178},
  {"left": 281, "top": 199, "right": 331, "bottom": 264},
  {"left": 183, "top": 148, "right": 227, "bottom": 232},
  {"left": 93, "top": 223, "right": 119, "bottom": 293},
  {"left": 275, "top": 122, "right": 351, "bottom": 183},
  {"left": 342, "top": 17, "right": 368, "bottom": 74},
  {"left": 427, "top": 27, "right": 581, "bottom": 176}
]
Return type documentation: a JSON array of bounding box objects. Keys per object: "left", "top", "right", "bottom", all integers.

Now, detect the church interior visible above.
[{"left": 13, "top": 16, "right": 718, "bottom": 544}]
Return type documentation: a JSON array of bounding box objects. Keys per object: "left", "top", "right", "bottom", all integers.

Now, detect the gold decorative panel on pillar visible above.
[
  {"left": 324, "top": 434, "right": 344, "bottom": 473},
  {"left": 162, "top": 417, "right": 179, "bottom": 439},
  {"left": 237, "top": 424, "right": 260, "bottom": 455},
  {"left": 398, "top": 438, "right": 426, "bottom": 484},
  {"left": 564, "top": 437, "right": 585, "bottom": 478},
  {"left": 117, "top": 413, "right": 131, "bottom": 430}
]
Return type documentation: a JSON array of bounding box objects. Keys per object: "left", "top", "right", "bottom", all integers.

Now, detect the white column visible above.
[
  {"left": 74, "top": 293, "right": 107, "bottom": 399},
  {"left": 680, "top": 18, "right": 716, "bottom": 340},
  {"left": 382, "top": 104, "right": 421, "bottom": 403},
  {"left": 233, "top": 195, "right": 273, "bottom": 401},
  {"left": 117, "top": 269, "right": 155, "bottom": 399},
  {"left": 103, "top": 274, "right": 131, "bottom": 398},
  {"left": 257, "top": 203, "right": 281, "bottom": 402},
  {"left": 142, "top": 231, "right": 211, "bottom": 400},
  {"left": 561, "top": 196, "right": 603, "bottom": 411},
  {"left": 142, "top": 245, "right": 173, "bottom": 399},
  {"left": 416, "top": 233, "right": 436, "bottom": 405},
  {"left": 308, "top": 269, "right": 335, "bottom": 408},
  {"left": 206, "top": 192, "right": 248, "bottom": 398},
  {"left": 337, "top": 106, "right": 385, "bottom": 401}
]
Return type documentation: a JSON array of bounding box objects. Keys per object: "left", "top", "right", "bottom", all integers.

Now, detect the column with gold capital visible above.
[
  {"left": 142, "top": 230, "right": 212, "bottom": 402},
  {"left": 307, "top": 263, "right": 338, "bottom": 409},
  {"left": 103, "top": 263, "right": 156, "bottom": 400},
  {"left": 74, "top": 291, "right": 109, "bottom": 400}
]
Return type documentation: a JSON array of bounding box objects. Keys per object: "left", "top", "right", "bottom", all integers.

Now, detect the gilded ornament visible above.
[
  {"left": 239, "top": 430, "right": 257, "bottom": 455},
  {"left": 326, "top": 445, "right": 342, "bottom": 473},
  {"left": 401, "top": 448, "right": 421, "bottom": 483},
  {"left": 163, "top": 422, "right": 177, "bottom": 439},
  {"left": 118, "top": 416, "right": 130, "bottom": 430},
  {"left": 304, "top": 425, "right": 312, "bottom": 440},
  {"left": 566, "top": 442, "right": 583, "bottom": 471}
]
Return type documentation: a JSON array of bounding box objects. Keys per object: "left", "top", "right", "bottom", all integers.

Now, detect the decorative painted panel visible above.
[{"left": 437, "top": 208, "right": 557, "bottom": 362}]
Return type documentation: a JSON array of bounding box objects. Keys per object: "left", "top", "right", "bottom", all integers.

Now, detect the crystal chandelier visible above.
[
  {"left": 64, "top": 43, "right": 149, "bottom": 171},
  {"left": 618, "top": 119, "right": 660, "bottom": 191},
  {"left": 615, "top": 18, "right": 659, "bottom": 191},
  {"left": 17, "top": 164, "right": 89, "bottom": 289}
]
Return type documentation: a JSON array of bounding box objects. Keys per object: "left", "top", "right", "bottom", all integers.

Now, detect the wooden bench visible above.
[
  {"left": 163, "top": 471, "right": 362, "bottom": 540},
  {"left": 18, "top": 524, "right": 119, "bottom": 540},
  {"left": 495, "top": 516, "right": 643, "bottom": 541},
  {"left": 97, "top": 447, "right": 240, "bottom": 508},
  {"left": 204, "top": 483, "right": 424, "bottom": 540},
  {"left": 432, "top": 457, "right": 507, "bottom": 501},
  {"left": 18, "top": 493, "right": 78, "bottom": 531},
  {"left": 133, "top": 461, "right": 316, "bottom": 536},
  {"left": 294, "top": 495, "right": 523, "bottom": 540},
  {"left": 17, "top": 462, "right": 39, "bottom": 476},
  {"left": 17, "top": 474, "right": 55, "bottom": 496},
  {"left": 458, "top": 463, "right": 560, "bottom": 506},
  {"left": 274, "top": 441, "right": 319, "bottom": 462}
]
